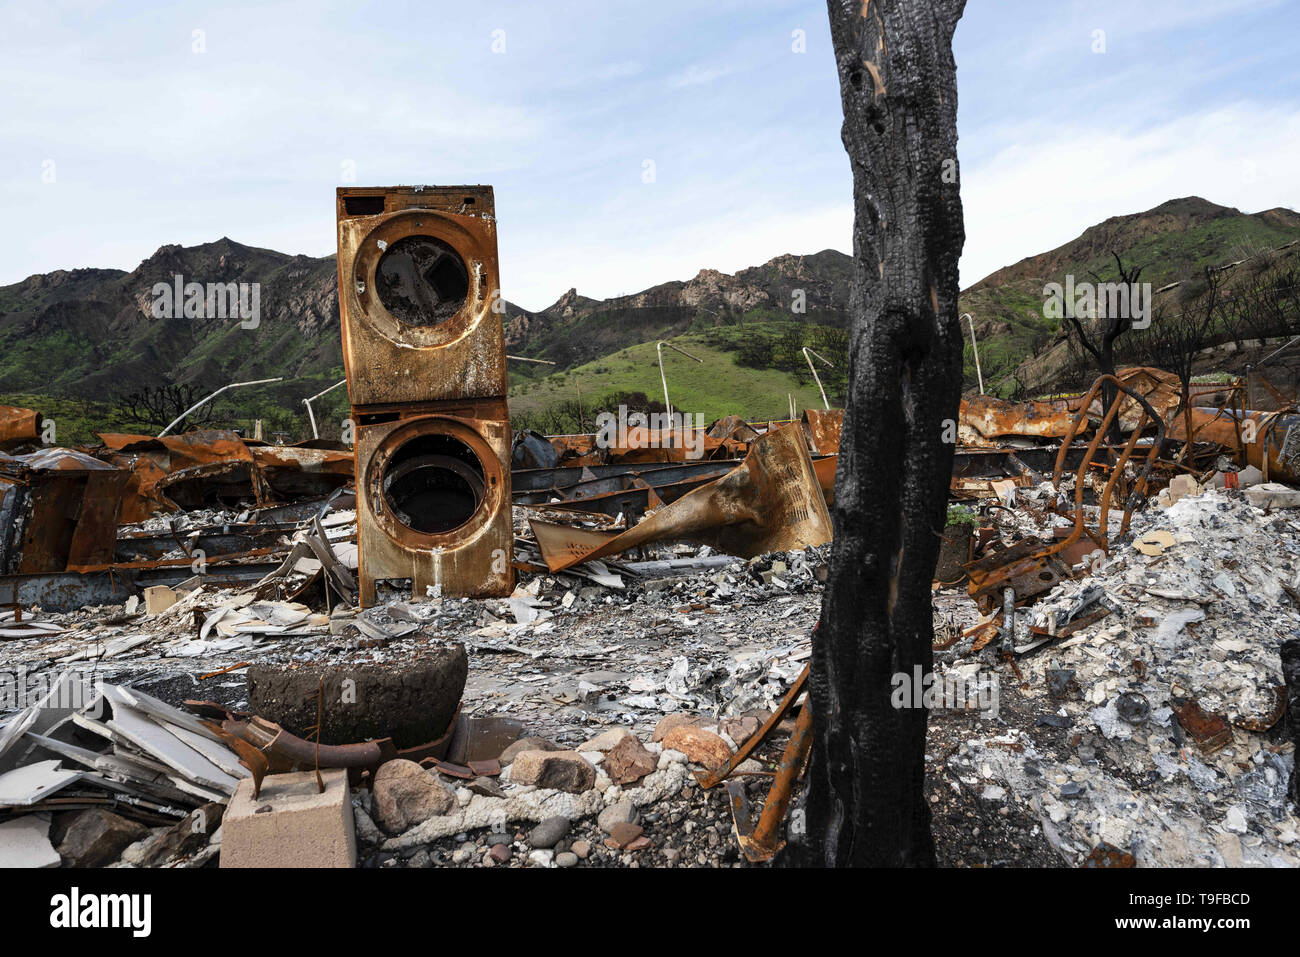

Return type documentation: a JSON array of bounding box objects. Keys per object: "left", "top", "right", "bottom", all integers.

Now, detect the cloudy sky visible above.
[{"left": 1, "top": 0, "right": 1297, "bottom": 311}]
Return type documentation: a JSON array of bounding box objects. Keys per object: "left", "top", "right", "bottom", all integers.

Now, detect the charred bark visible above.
[{"left": 786, "top": 0, "right": 966, "bottom": 867}]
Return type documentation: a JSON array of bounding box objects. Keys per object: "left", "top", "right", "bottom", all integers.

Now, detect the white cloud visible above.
[{"left": 959, "top": 101, "right": 1300, "bottom": 285}]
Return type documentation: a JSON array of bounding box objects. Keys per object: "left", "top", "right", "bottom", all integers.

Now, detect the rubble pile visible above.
[{"left": 946, "top": 485, "right": 1300, "bottom": 866}]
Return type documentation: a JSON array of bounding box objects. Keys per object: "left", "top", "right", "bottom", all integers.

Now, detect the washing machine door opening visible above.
[
  {"left": 381, "top": 434, "right": 486, "bottom": 534},
  {"left": 374, "top": 235, "right": 470, "bottom": 327}
]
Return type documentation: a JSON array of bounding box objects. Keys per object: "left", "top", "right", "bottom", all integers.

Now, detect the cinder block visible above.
[{"left": 220, "top": 768, "right": 356, "bottom": 868}]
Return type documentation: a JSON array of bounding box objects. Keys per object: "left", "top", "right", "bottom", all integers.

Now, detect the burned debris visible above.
[{"left": 1, "top": 189, "right": 1296, "bottom": 871}]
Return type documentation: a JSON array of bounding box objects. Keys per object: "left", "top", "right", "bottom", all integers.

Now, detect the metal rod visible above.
[
  {"left": 656, "top": 340, "right": 704, "bottom": 419},
  {"left": 302, "top": 379, "right": 347, "bottom": 440},
  {"left": 157, "top": 377, "right": 284, "bottom": 437},
  {"left": 962, "top": 313, "right": 985, "bottom": 395},
  {"left": 507, "top": 355, "right": 557, "bottom": 365},
  {"left": 802, "top": 347, "right": 834, "bottom": 410}
]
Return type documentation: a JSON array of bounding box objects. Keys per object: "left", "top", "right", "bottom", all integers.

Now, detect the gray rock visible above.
[
  {"left": 556, "top": 851, "right": 579, "bottom": 868},
  {"left": 598, "top": 799, "right": 640, "bottom": 833},
  {"left": 508, "top": 750, "right": 597, "bottom": 793},
  {"left": 529, "top": 815, "right": 570, "bottom": 849}
]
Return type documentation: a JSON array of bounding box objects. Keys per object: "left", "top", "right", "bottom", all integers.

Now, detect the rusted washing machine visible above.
[{"left": 336, "top": 185, "right": 513, "bottom": 605}]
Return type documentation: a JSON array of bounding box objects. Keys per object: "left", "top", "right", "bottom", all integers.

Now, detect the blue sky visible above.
[{"left": 1, "top": 0, "right": 1297, "bottom": 311}]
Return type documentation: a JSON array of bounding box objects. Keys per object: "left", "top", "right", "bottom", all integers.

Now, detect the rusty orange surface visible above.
[{"left": 0, "top": 405, "right": 43, "bottom": 451}]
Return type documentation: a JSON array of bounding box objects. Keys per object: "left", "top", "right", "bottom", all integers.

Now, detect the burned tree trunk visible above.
[{"left": 787, "top": 0, "right": 966, "bottom": 867}]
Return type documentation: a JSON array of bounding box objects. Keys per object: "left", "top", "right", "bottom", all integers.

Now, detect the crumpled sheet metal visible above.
[
  {"left": 1086, "top": 367, "right": 1182, "bottom": 433},
  {"left": 530, "top": 424, "right": 833, "bottom": 572},
  {"left": 958, "top": 395, "right": 1075, "bottom": 447},
  {"left": 1167, "top": 407, "right": 1300, "bottom": 485},
  {"left": 0, "top": 406, "right": 44, "bottom": 451},
  {"left": 97, "top": 430, "right": 352, "bottom": 522},
  {"left": 801, "top": 408, "right": 843, "bottom": 455},
  {"left": 542, "top": 428, "right": 750, "bottom": 467},
  {"left": 0, "top": 448, "right": 128, "bottom": 574}
]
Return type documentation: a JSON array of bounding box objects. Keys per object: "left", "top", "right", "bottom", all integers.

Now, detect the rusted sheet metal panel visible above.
[
  {"left": 0, "top": 406, "right": 44, "bottom": 451},
  {"left": 801, "top": 408, "right": 843, "bottom": 455},
  {"left": 0, "top": 451, "right": 126, "bottom": 573},
  {"left": 1168, "top": 407, "right": 1300, "bottom": 484},
  {"left": 958, "top": 396, "right": 1075, "bottom": 446},
  {"left": 1086, "top": 367, "right": 1182, "bottom": 432},
  {"left": 530, "top": 424, "right": 833, "bottom": 572}
]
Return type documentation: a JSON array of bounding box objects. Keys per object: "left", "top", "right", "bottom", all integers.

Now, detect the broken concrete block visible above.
[
  {"left": 372, "top": 759, "right": 456, "bottom": 834},
  {"left": 0, "top": 815, "right": 61, "bottom": 868},
  {"left": 143, "top": 585, "right": 178, "bottom": 615},
  {"left": 507, "top": 750, "right": 596, "bottom": 793},
  {"left": 56, "top": 808, "right": 149, "bottom": 868},
  {"left": 1245, "top": 482, "right": 1300, "bottom": 509},
  {"left": 661, "top": 725, "right": 733, "bottom": 769},
  {"left": 220, "top": 768, "right": 356, "bottom": 868},
  {"left": 1165, "top": 474, "right": 1201, "bottom": 506}
]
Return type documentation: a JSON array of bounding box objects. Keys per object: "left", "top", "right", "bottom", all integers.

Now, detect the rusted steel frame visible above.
[
  {"left": 695, "top": 664, "right": 809, "bottom": 789},
  {"left": 1048, "top": 375, "right": 1165, "bottom": 553},
  {"left": 730, "top": 694, "right": 815, "bottom": 863}
]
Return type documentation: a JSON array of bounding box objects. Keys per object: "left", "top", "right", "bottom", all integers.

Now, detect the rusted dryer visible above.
[{"left": 336, "top": 185, "right": 514, "bottom": 605}]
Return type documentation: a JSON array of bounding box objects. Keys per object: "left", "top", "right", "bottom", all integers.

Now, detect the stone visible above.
[
  {"left": 720, "top": 716, "right": 760, "bottom": 744},
  {"left": 134, "top": 803, "right": 225, "bottom": 867},
  {"left": 578, "top": 728, "right": 635, "bottom": 752},
  {"left": 662, "top": 725, "right": 732, "bottom": 769},
  {"left": 663, "top": 847, "right": 682, "bottom": 866},
  {"left": 373, "top": 759, "right": 457, "bottom": 834},
  {"left": 529, "top": 815, "right": 570, "bottom": 849},
  {"left": 625, "top": 835, "right": 653, "bottom": 852},
  {"left": 499, "top": 737, "right": 562, "bottom": 765},
  {"left": 598, "top": 799, "right": 639, "bottom": 833},
  {"left": 555, "top": 851, "right": 579, "bottom": 868},
  {"left": 221, "top": 768, "right": 356, "bottom": 868},
  {"left": 571, "top": 839, "right": 591, "bottom": 859},
  {"left": 507, "top": 750, "right": 597, "bottom": 793},
  {"left": 607, "top": 822, "right": 643, "bottom": 848},
  {"left": 652, "top": 713, "right": 703, "bottom": 742},
  {"left": 56, "top": 808, "right": 149, "bottom": 868},
  {"left": 528, "top": 849, "right": 554, "bottom": 867},
  {"left": 489, "top": 843, "right": 512, "bottom": 864},
  {"left": 604, "top": 735, "right": 657, "bottom": 786}
]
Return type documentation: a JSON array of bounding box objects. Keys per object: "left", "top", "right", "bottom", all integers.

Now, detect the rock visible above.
[
  {"left": 571, "top": 839, "right": 591, "bottom": 859},
  {"left": 662, "top": 725, "right": 732, "bottom": 769},
  {"left": 658, "top": 749, "right": 688, "bottom": 769},
  {"left": 56, "top": 809, "right": 149, "bottom": 868},
  {"left": 135, "top": 803, "right": 224, "bottom": 867},
  {"left": 499, "top": 737, "right": 561, "bottom": 765},
  {"left": 529, "top": 849, "right": 554, "bottom": 867},
  {"left": 489, "top": 843, "right": 512, "bottom": 864},
  {"left": 625, "top": 835, "right": 652, "bottom": 852},
  {"left": 663, "top": 847, "right": 682, "bottom": 866},
  {"left": 529, "top": 815, "right": 570, "bottom": 849},
  {"left": 607, "top": 822, "right": 643, "bottom": 848},
  {"left": 407, "top": 849, "right": 431, "bottom": 868},
  {"left": 555, "top": 851, "right": 579, "bottom": 868},
  {"left": 598, "top": 799, "right": 639, "bottom": 833},
  {"left": 578, "top": 728, "right": 635, "bottom": 753},
  {"left": 1245, "top": 482, "right": 1300, "bottom": 509},
  {"left": 507, "top": 750, "right": 597, "bottom": 793},
  {"left": 720, "top": 716, "right": 760, "bottom": 743},
  {"left": 604, "top": 735, "right": 657, "bottom": 786},
  {"left": 373, "top": 759, "right": 457, "bottom": 834},
  {"left": 652, "top": 713, "right": 704, "bottom": 742}
]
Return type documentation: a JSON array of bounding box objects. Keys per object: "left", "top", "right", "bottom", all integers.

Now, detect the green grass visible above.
[{"left": 509, "top": 325, "right": 834, "bottom": 423}]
